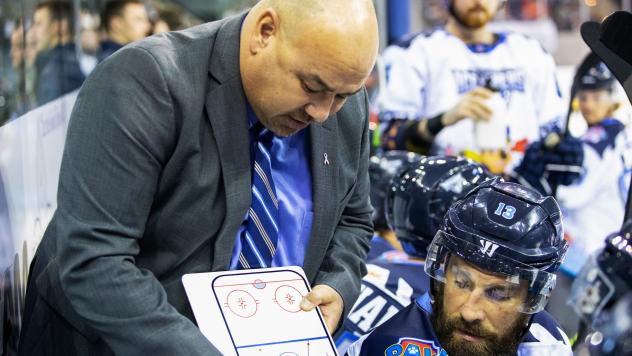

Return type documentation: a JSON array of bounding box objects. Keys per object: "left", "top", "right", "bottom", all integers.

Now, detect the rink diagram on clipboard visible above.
[{"left": 211, "top": 269, "right": 338, "bottom": 356}]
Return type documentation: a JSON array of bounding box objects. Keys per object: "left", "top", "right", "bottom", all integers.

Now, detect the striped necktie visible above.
[{"left": 238, "top": 125, "right": 279, "bottom": 269}]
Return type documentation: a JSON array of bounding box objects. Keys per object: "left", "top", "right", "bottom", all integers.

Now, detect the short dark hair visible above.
[
  {"left": 101, "top": 0, "right": 144, "bottom": 32},
  {"left": 157, "top": 7, "right": 184, "bottom": 31},
  {"left": 35, "top": 1, "right": 74, "bottom": 33}
]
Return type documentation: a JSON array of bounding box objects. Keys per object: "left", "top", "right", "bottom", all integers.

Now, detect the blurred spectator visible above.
[
  {"left": 6, "top": 21, "right": 36, "bottom": 119},
  {"left": 151, "top": 4, "right": 185, "bottom": 34},
  {"left": 99, "top": 0, "right": 151, "bottom": 62},
  {"left": 549, "top": 0, "right": 579, "bottom": 30},
  {"left": 10, "top": 24, "right": 26, "bottom": 70},
  {"left": 25, "top": 25, "right": 39, "bottom": 68},
  {"left": 80, "top": 11, "right": 100, "bottom": 56},
  {"left": 151, "top": 19, "right": 170, "bottom": 34},
  {"left": 421, "top": 0, "right": 449, "bottom": 27},
  {"left": 32, "top": 1, "right": 86, "bottom": 105},
  {"left": 78, "top": 10, "right": 101, "bottom": 75},
  {"left": 4, "top": 23, "right": 27, "bottom": 122}
]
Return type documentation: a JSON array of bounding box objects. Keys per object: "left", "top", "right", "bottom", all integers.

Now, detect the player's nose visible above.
[{"left": 459, "top": 291, "right": 486, "bottom": 323}]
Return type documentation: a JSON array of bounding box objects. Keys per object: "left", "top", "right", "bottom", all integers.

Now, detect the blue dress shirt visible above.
[{"left": 229, "top": 103, "right": 313, "bottom": 269}]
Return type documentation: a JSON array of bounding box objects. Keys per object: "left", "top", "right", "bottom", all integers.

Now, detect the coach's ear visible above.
[{"left": 249, "top": 8, "right": 280, "bottom": 55}]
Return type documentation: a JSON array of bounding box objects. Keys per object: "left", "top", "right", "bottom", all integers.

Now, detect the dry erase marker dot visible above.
[{"left": 253, "top": 279, "right": 266, "bottom": 289}]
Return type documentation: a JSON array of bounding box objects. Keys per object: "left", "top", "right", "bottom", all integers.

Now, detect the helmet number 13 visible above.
[{"left": 494, "top": 202, "right": 516, "bottom": 220}]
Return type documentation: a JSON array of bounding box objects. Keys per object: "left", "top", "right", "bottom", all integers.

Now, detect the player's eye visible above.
[
  {"left": 485, "top": 286, "right": 512, "bottom": 302},
  {"left": 454, "top": 278, "right": 471, "bottom": 290}
]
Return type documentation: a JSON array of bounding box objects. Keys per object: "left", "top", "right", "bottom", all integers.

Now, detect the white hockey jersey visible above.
[
  {"left": 378, "top": 29, "right": 564, "bottom": 157},
  {"left": 557, "top": 119, "right": 632, "bottom": 276}
]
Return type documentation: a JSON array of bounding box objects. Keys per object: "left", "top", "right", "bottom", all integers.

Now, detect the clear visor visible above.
[
  {"left": 568, "top": 250, "right": 615, "bottom": 325},
  {"left": 424, "top": 231, "right": 557, "bottom": 314}
]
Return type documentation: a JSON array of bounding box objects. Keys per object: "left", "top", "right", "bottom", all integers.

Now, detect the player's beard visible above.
[
  {"left": 431, "top": 284, "right": 528, "bottom": 356},
  {"left": 453, "top": 5, "right": 494, "bottom": 29}
]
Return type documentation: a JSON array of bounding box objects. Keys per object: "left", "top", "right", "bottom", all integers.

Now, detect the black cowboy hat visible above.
[{"left": 581, "top": 11, "right": 632, "bottom": 103}]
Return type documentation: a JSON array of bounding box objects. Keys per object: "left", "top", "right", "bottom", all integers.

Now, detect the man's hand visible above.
[
  {"left": 300, "top": 284, "right": 344, "bottom": 333},
  {"left": 442, "top": 87, "right": 494, "bottom": 126}
]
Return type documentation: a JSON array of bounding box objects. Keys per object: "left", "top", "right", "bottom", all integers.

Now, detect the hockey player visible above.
[
  {"left": 378, "top": 0, "right": 563, "bottom": 174},
  {"left": 347, "top": 178, "right": 572, "bottom": 356},
  {"left": 556, "top": 61, "right": 630, "bottom": 277},
  {"left": 336, "top": 156, "right": 493, "bottom": 352},
  {"left": 507, "top": 59, "right": 624, "bottom": 339},
  {"left": 542, "top": 60, "right": 630, "bottom": 338},
  {"left": 366, "top": 151, "right": 424, "bottom": 260}
]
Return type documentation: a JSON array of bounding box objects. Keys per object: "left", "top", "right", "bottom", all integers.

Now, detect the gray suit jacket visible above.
[{"left": 18, "top": 12, "right": 373, "bottom": 356}]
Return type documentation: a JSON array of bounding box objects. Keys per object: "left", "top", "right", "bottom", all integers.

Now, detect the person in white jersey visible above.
[{"left": 378, "top": 0, "right": 564, "bottom": 174}]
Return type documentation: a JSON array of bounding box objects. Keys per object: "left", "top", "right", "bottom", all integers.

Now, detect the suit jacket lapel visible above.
[
  {"left": 303, "top": 117, "right": 338, "bottom": 281},
  {"left": 205, "top": 13, "right": 252, "bottom": 270}
]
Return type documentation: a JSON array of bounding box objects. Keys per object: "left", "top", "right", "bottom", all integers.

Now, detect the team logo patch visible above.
[{"left": 384, "top": 337, "right": 448, "bottom": 356}]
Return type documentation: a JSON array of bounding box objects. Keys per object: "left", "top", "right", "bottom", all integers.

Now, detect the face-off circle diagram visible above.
[
  {"left": 226, "top": 289, "right": 258, "bottom": 318},
  {"left": 274, "top": 285, "right": 303, "bottom": 313}
]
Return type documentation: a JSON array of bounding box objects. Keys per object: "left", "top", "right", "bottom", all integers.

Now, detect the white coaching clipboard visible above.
[{"left": 182, "top": 266, "right": 338, "bottom": 356}]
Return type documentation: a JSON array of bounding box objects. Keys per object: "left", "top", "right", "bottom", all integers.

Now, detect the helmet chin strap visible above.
[
  {"left": 429, "top": 278, "right": 438, "bottom": 304},
  {"left": 520, "top": 314, "right": 536, "bottom": 340}
]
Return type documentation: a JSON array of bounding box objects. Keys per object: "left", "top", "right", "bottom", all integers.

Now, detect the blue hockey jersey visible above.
[
  {"left": 335, "top": 256, "right": 429, "bottom": 354},
  {"left": 346, "top": 293, "right": 572, "bottom": 356},
  {"left": 367, "top": 235, "right": 397, "bottom": 261}
]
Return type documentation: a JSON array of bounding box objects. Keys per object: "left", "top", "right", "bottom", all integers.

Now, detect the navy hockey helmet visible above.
[
  {"left": 425, "top": 177, "right": 568, "bottom": 313},
  {"left": 386, "top": 155, "right": 492, "bottom": 259},
  {"left": 569, "top": 220, "right": 632, "bottom": 326},
  {"left": 578, "top": 61, "right": 616, "bottom": 92},
  {"left": 369, "top": 151, "right": 424, "bottom": 230}
]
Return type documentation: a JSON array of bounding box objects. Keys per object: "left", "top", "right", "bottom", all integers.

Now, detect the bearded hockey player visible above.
[{"left": 347, "top": 178, "right": 572, "bottom": 356}]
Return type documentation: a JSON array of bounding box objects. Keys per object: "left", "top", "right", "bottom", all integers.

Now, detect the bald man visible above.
[{"left": 17, "top": 1, "right": 379, "bottom": 355}]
